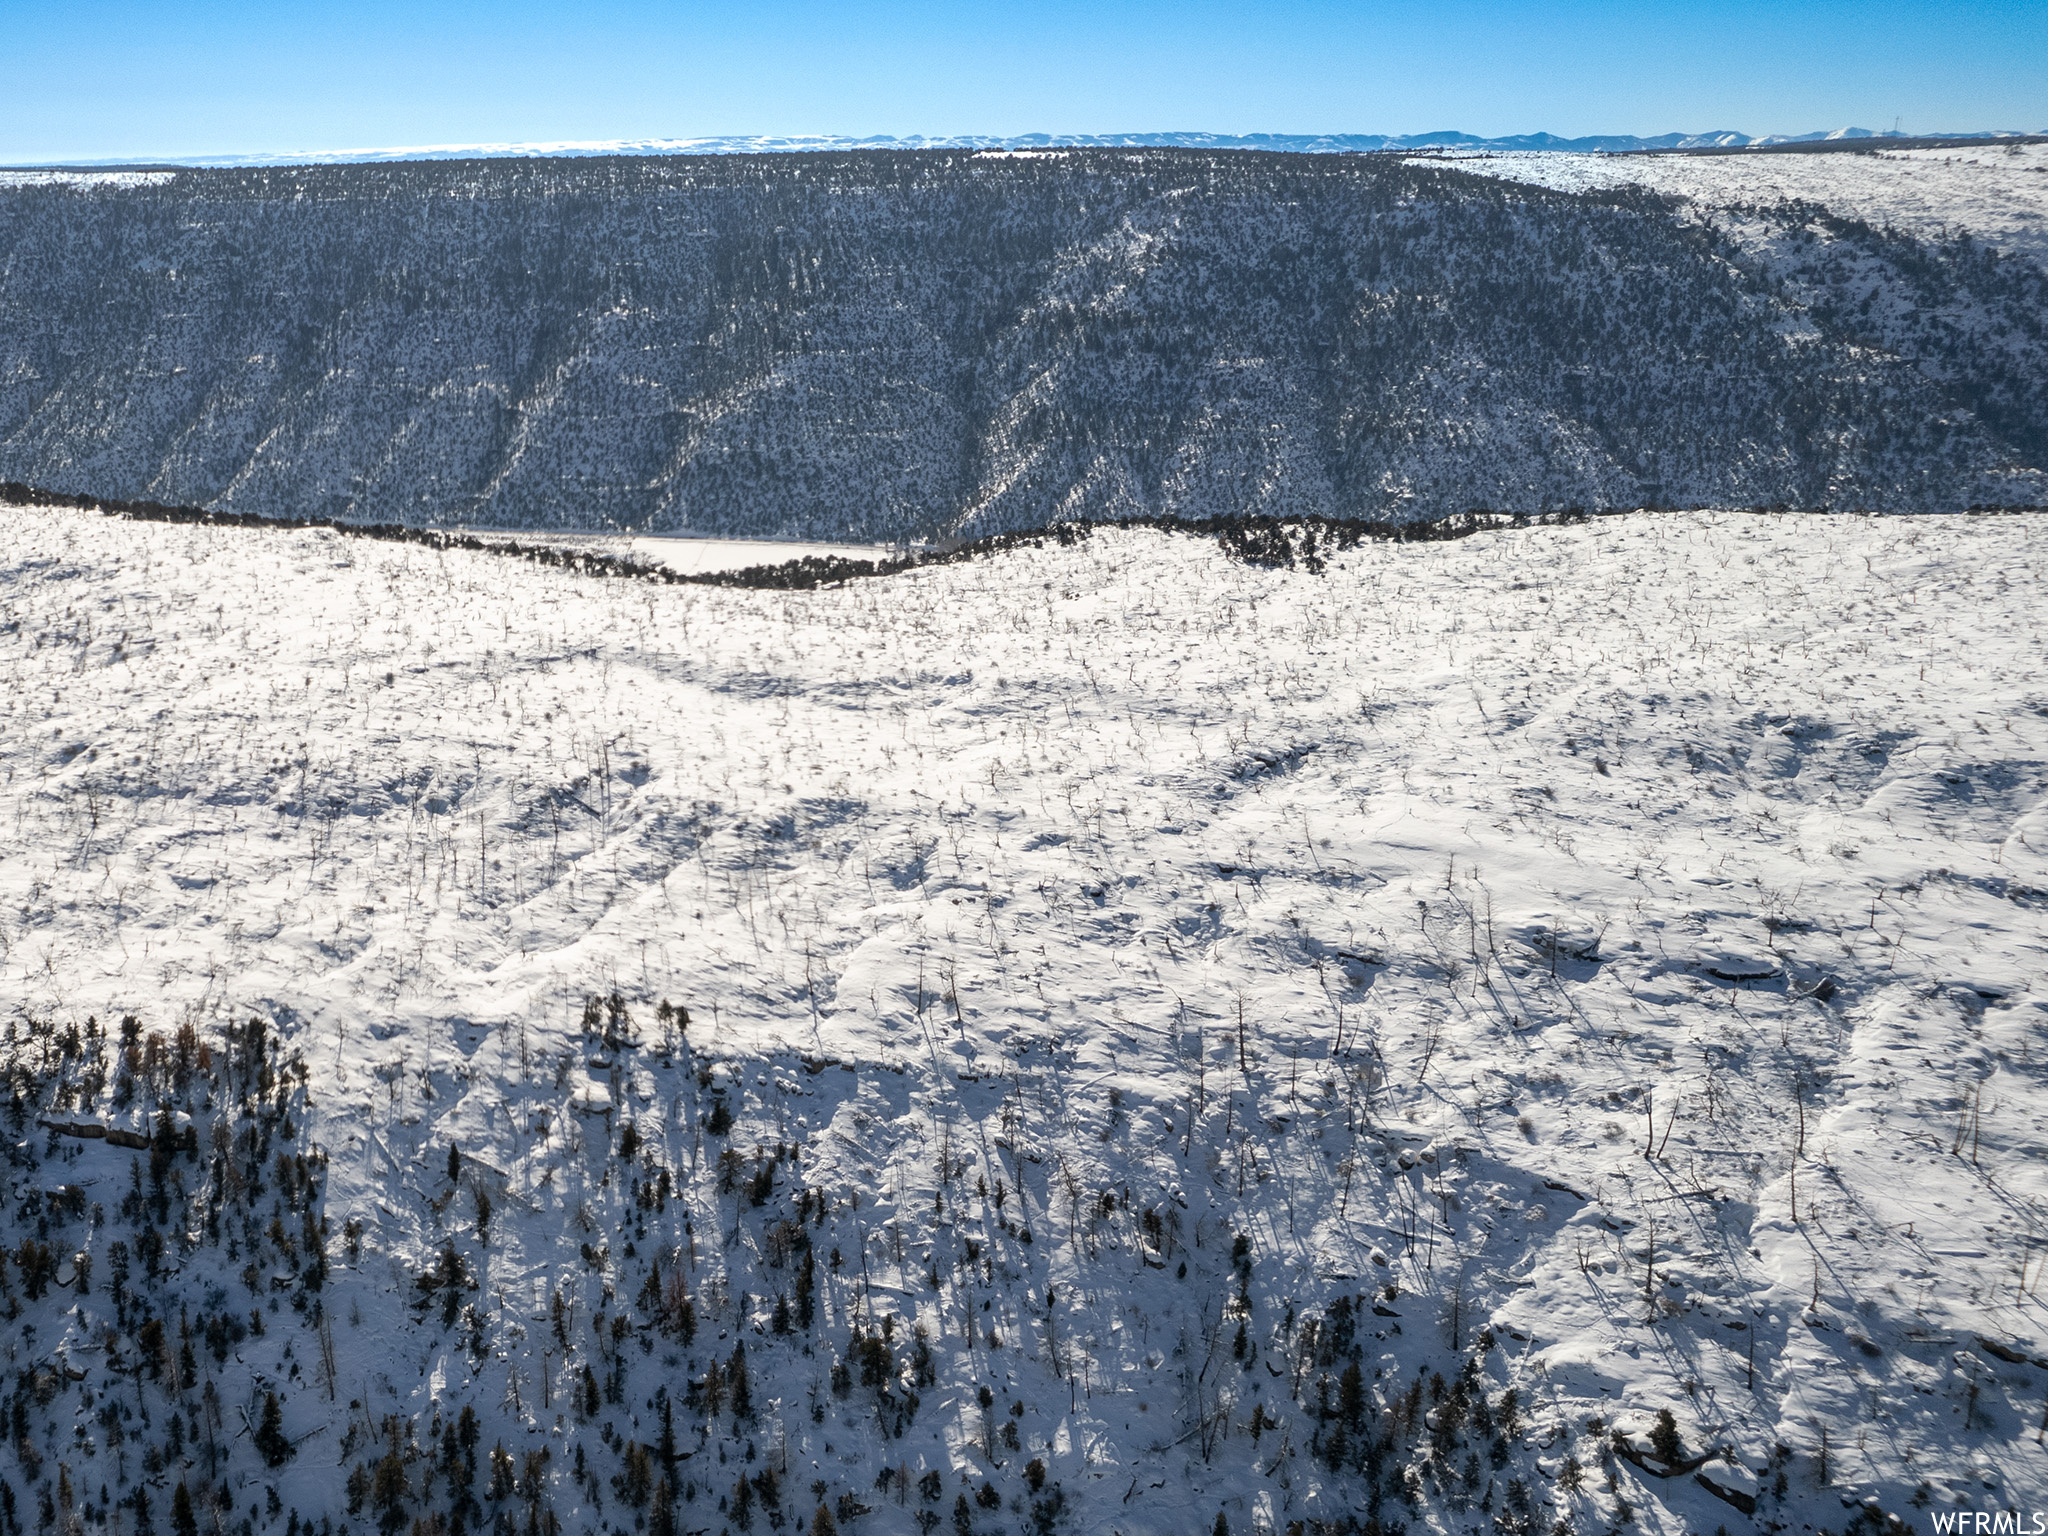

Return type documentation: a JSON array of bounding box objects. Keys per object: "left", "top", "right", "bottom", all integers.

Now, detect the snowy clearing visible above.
[{"left": 2, "top": 505, "right": 2045, "bottom": 1536}]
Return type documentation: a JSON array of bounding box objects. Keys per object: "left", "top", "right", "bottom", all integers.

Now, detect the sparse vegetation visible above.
[{"left": 0, "top": 490, "right": 2043, "bottom": 1535}]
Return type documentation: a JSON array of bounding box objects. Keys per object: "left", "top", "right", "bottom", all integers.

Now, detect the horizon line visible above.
[{"left": 8, "top": 125, "right": 2044, "bottom": 172}]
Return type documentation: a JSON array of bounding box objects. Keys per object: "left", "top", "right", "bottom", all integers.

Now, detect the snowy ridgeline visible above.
[
  {"left": 1, "top": 504, "right": 2046, "bottom": 1536},
  {"left": 1, "top": 151, "right": 2046, "bottom": 541}
]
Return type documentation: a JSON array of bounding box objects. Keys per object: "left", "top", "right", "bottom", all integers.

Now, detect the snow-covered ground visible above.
[
  {"left": 0, "top": 168, "right": 180, "bottom": 188},
  {"left": 3, "top": 504, "right": 2046, "bottom": 1536},
  {"left": 1442, "top": 144, "right": 2048, "bottom": 268}
]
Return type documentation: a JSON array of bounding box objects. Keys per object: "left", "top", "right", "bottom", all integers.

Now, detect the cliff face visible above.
[{"left": 2, "top": 150, "right": 2042, "bottom": 537}]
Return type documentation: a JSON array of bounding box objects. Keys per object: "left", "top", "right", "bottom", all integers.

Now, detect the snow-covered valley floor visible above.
[{"left": 2, "top": 506, "right": 2045, "bottom": 1536}]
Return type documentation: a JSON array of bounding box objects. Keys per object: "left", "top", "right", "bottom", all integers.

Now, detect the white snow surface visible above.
[
  {"left": 0, "top": 168, "right": 180, "bottom": 188},
  {"left": 4, "top": 504, "right": 2047, "bottom": 1534},
  {"left": 1442, "top": 144, "right": 2048, "bottom": 268}
]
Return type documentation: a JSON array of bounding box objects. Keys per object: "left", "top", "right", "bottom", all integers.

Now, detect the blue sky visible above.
[{"left": 3, "top": 0, "right": 2043, "bottom": 163}]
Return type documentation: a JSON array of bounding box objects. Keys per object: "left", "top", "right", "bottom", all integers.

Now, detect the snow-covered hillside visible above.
[
  {"left": 3, "top": 504, "right": 2045, "bottom": 1536},
  {"left": 4, "top": 152, "right": 2044, "bottom": 538},
  {"left": 1448, "top": 144, "right": 2048, "bottom": 270}
]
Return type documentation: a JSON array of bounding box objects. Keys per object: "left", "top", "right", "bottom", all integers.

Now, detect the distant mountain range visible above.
[{"left": 14, "top": 126, "right": 2043, "bottom": 168}]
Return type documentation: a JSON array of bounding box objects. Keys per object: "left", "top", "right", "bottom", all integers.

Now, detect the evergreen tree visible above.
[
  {"left": 255, "top": 1390, "right": 294, "bottom": 1466},
  {"left": 372, "top": 1448, "right": 411, "bottom": 1535},
  {"left": 729, "top": 1341, "right": 752, "bottom": 1422},
  {"left": 1338, "top": 1362, "right": 1366, "bottom": 1430},
  {"left": 1650, "top": 1408, "right": 1684, "bottom": 1464},
  {"left": 795, "top": 1247, "right": 816, "bottom": 1330},
  {"left": 638, "top": 1256, "right": 664, "bottom": 1320}
]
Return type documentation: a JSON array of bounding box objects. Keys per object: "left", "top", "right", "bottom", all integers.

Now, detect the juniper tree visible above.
[{"left": 1650, "top": 1409, "right": 1683, "bottom": 1465}]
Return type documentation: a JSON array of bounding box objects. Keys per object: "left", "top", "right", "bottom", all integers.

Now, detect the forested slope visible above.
[{"left": 2, "top": 151, "right": 2042, "bottom": 538}]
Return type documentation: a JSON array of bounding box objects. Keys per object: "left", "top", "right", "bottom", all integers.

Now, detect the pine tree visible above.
[
  {"left": 730, "top": 1341, "right": 752, "bottom": 1422},
  {"left": 795, "top": 1246, "right": 816, "bottom": 1329},
  {"left": 489, "top": 1443, "right": 517, "bottom": 1501},
  {"left": 255, "top": 1390, "right": 294, "bottom": 1466},
  {"left": 372, "top": 1448, "right": 410, "bottom": 1534},
  {"left": 639, "top": 1256, "right": 664, "bottom": 1320},
  {"left": 1338, "top": 1362, "right": 1366, "bottom": 1430},
  {"left": 170, "top": 1483, "right": 198, "bottom": 1536}
]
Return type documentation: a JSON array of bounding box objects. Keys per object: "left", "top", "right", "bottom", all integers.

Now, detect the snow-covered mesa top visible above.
[{"left": 1453, "top": 140, "right": 2048, "bottom": 267}]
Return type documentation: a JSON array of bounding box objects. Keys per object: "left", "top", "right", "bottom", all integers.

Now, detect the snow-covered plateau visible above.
[
  {"left": 1450, "top": 143, "right": 2048, "bottom": 270},
  {"left": 2, "top": 502, "right": 2044, "bottom": 1536}
]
